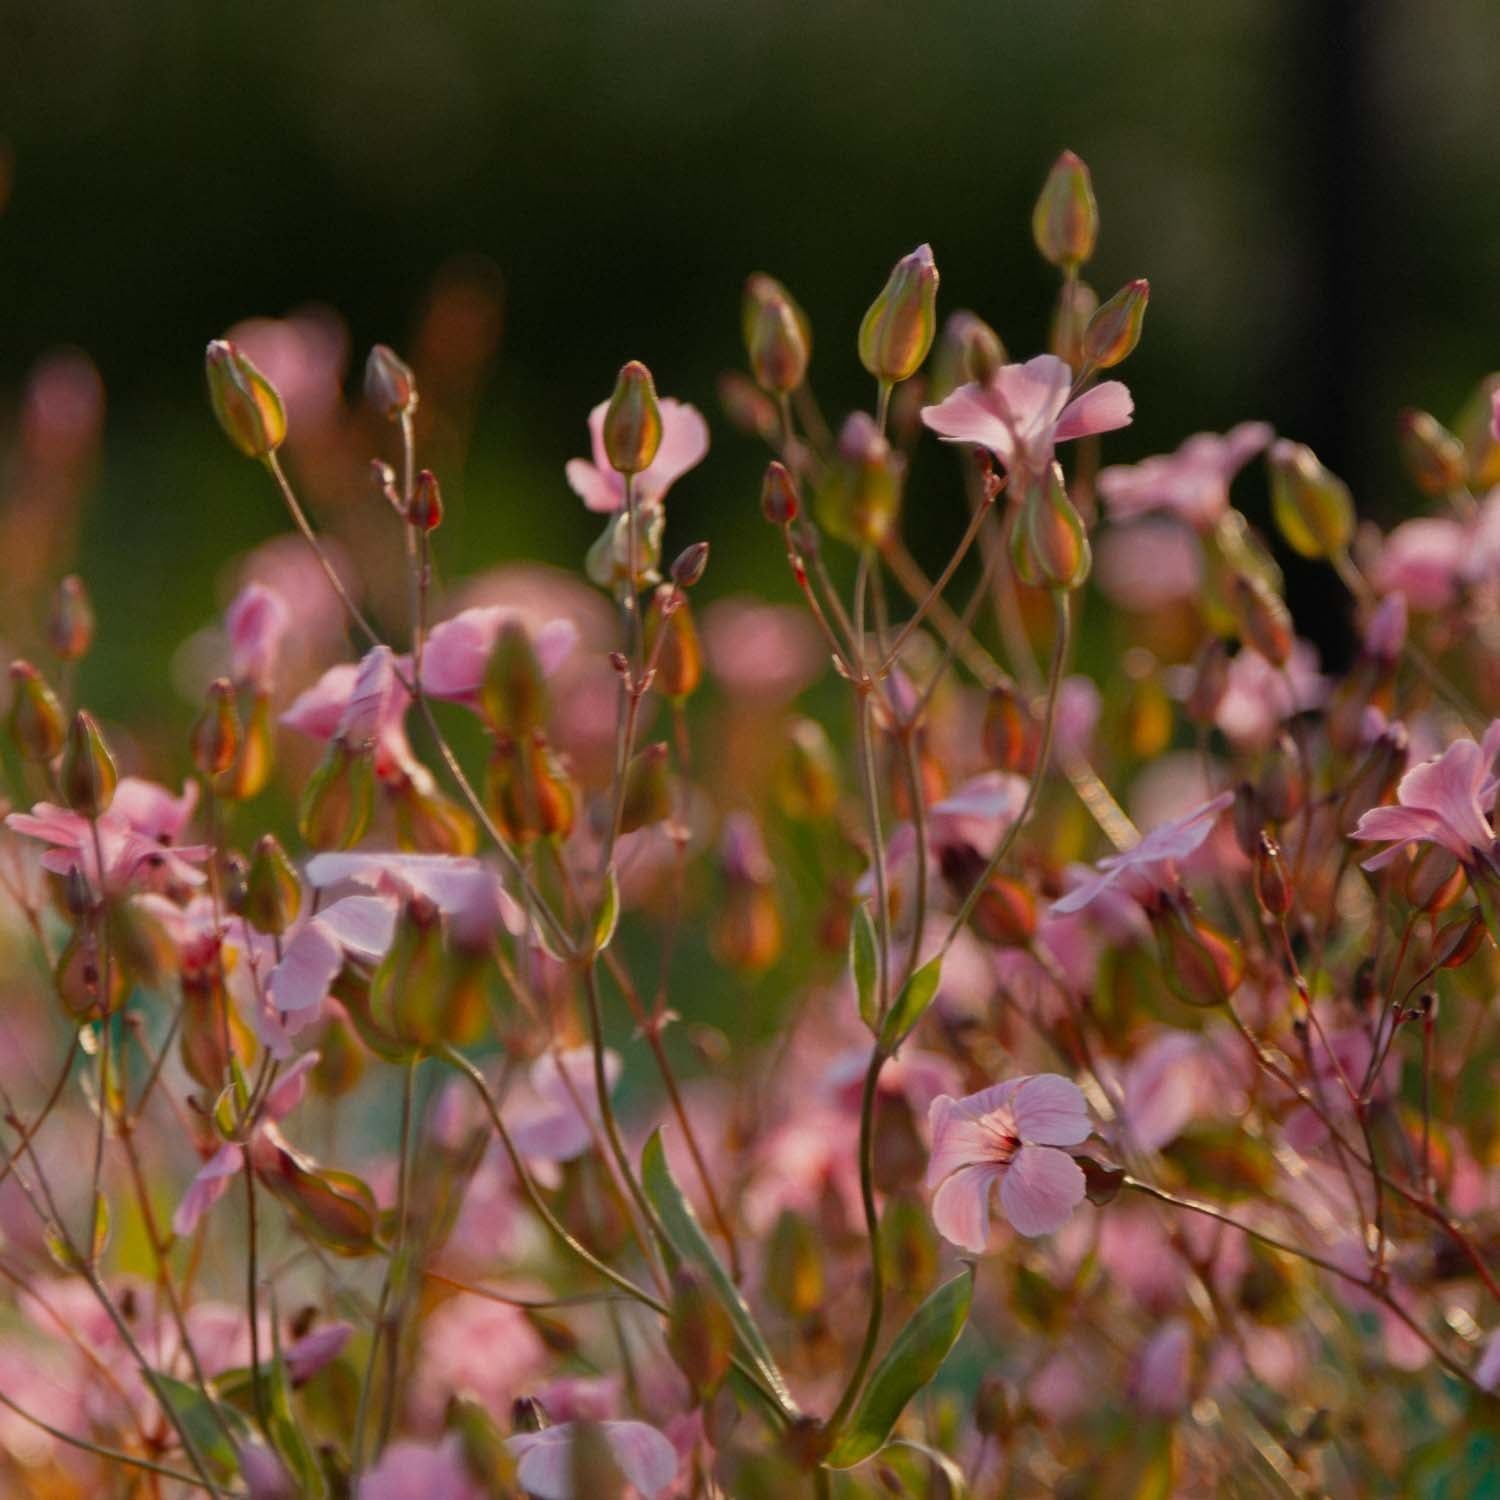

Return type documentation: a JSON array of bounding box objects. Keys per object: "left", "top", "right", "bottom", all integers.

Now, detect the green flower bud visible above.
[
  {"left": 190, "top": 677, "right": 241, "bottom": 781},
  {"left": 7, "top": 660, "right": 65, "bottom": 762},
  {"left": 644, "top": 589, "right": 702, "bottom": 700},
  {"left": 1033, "top": 149, "right": 1099, "bottom": 269},
  {"left": 586, "top": 500, "right": 665, "bottom": 593},
  {"left": 1396, "top": 408, "right": 1467, "bottom": 497},
  {"left": 1231, "top": 573, "right": 1294, "bottom": 665},
  {"left": 1011, "top": 463, "right": 1091, "bottom": 591},
  {"left": 226, "top": 692, "right": 275, "bottom": 802},
  {"left": 299, "top": 741, "right": 374, "bottom": 852},
  {"left": 244, "top": 833, "right": 302, "bottom": 936},
  {"left": 1084, "top": 279, "right": 1149, "bottom": 369},
  {"left": 602, "top": 361, "right": 663, "bottom": 475},
  {"left": 743, "top": 273, "right": 811, "bottom": 394},
  {"left": 61, "top": 710, "right": 117, "bottom": 817},
  {"left": 816, "top": 413, "right": 903, "bottom": 546},
  {"left": 619, "top": 742, "right": 672, "bottom": 834},
  {"left": 1269, "top": 440, "right": 1354, "bottom": 559},
  {"left": 205, "top": 340, "right": 286, "bottom": 458},
  {"left": 256, "top": 1139, "right": 379, "bottom": 1256},
  {"left": 858, "top": 244, "right": 939, "bottom": 384},
  {"left": 390, "top": 774, "right": 478, "bottom": 857},
  {"left": 480, "top": 619, "right": 547, "bottom": 739},
  {"left": 765, "top": 1208, "right": 824, "bottom": 1318},
  {"left": 48, "top": 575, "right": 95, "bottom": 662},
  {"left": 364, "top": 343, "right": 418, "bottom": 421},
  {"left": 930, "top": 310, "right": 1006, "bottom": 402}
]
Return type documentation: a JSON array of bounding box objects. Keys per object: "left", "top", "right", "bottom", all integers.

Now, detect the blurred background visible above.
[{"left": 2, "top": 0, "right": 1500, "bottom": 724}]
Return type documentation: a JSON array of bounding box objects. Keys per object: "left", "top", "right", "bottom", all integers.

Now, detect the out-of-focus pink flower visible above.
[
  {"left": 537, "top": 1374, "right": 623, "bottom": 1424},
  {"left": 1353, "top": 723, "right": 1500, "bottom": 870},
  {"left": 565, "top": 396, "right": 710, "bottom": 513},
  {"left": 1050, "top": 792, "right": 1234, "bottom": 916},
  {"left": 1120, "top": 1032, "right": 1205, "bottom": 1153},
  {"left": 410, "top": 1296, "right": 548, "bottom": 1431},
  {"left": 921, "top": 355, "right": 1132, "bottom": 482},
  {"left": 927, "top": 771, "right": 1030, "bottom": 854},
  {"left": 1370, "top": 517, "right": 1468, "bottom": 611},
  {"left": 507, "top": 1047, "right": 622, "bottom": 1162},
  {"left": 1131, "top": 1319, "right": 1192, "bottom": 1415},
  {"left": 237, "top": 534, "right": 359, "bottom": 652},
  {"left": 701, "top": 596, "right": 823, "bottom": 700},
  {"left": 1053, "top": 676, "right": 1100, "bottom": 761},
  {"left": 5, "top": 798, "right": 208, "bottom": 894},
  {"left": 506, "top": 1419, "right": 679, "bottom": 1500},
  {"left": 226, "top": 583, "right": 291, "bottom": 694},
  {"left": 1097, "top": 422, "right": 1271, "bottom": 529},
  {"left": 172, "top": 1053, "right": 320, "bottom": 1235},
  {"left": 925, "top": 1074, "right": 1091, "bottom": 1248},
  {"left": 1476, "top": 1327, "right": 1500, "bottom": 1390},
  {"left": 357, "top": 1436, "right": 485, "bottom": 1500},
  {"left": 1095, "top": 518, "right": 1204, "bottom": 610},
  {"left": 1362, "top": 593, "right": 1407, "bottom": 662},
  {"left": 307, "top": 850, "right": 519, "bottom": 946},
  {"left": 822, "top": 1046, "right": 961, "bottom": 1119},
  {"left": 1214, "top": 641, "right": 1326, "bottom": 750},
  {"left": 282, "top": 647, "right": 414, "bottom": 778},
  {"left": 238, "top": 1440, "right": 296, "bottom": 1499},
  {"left": 227, "top": 310, "right": 348, "bottom": 432},
  {"left": 418, "top": 606, "right": 578, "bottom": 706}
]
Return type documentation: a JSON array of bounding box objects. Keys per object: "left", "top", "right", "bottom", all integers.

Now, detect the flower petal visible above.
[
  {"left": 172, "top": 1143, "right": 245, "bottom": 1236},
  {"left": 1054, "top": 380, "right": 1133, "bottom": 442},
  {"left": 998, "top": 1144, "right": 1085, "bottom": 1236},
  {"left": 931, "top": 1162, "right": 1003, "bottom": 1253},
  {"left": 1013, "top": 1074, "right": 1091, "bottom": 1147},
  {"left": 565, "top": 457, "right": 623, "bottom": 514},
  {"left": 267, "top": 920, "right": 344, "bottom": 1014}
]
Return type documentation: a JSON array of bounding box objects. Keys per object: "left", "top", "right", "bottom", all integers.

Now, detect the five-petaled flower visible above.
[{"left": 925, "top": 1073, "right": 1092, "bottom": 1248}]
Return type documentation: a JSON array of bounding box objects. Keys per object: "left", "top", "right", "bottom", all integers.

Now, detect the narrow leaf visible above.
[
  {"left": 826, "top": 1266, "right": 973, "bottom": 1469},
  {"left": 594, "top": 869, "right": 621, "bottom": 955},
  {"left": 641, "top": 1129, "right": 796, "bottom": 1413},
  {"left": 850, "top": 903, "right": 879, "bottom": 1034},
  {"left": 154, "top": 1372, "right": 250, "bottom": 1479},
  {"left": 266, "top": 1354, "right": 327, "bottom": 1498},
  {"left": 878, "top": 952, "right": 944, "bottom": 1052}
]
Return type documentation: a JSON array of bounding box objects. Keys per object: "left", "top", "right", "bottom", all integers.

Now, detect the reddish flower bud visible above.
[
  {"left": 480, "top": 619, "right": 548, "bottom": 739},
  {"left": 717, "top": 371, "right": 780, "bottom": 441},
  {"left": 1255, "top": 832, "right": 1293, "bottom": 917},
  {"left": 1231, "top": 573, "right": 1294, "bottom": 666},
  {"left": 1405, "top": 843, "right": 1464, "bottom": 914},
  {"left": 1338, "top": 723, "right": 1407, "bottom": 835},
  {"left": 407, "top": 468, "right": 443, "bottom": 531},
  {"left": 48, "top": 575, "right": 94, "bottom": 661},
  {"left": 1268, "top": 440, "right": 1354, "bottom": 560},
  {"left": 817, "top": 413, "right": 903, "bottom": 546},
  {"left": 243, "top": 833, "right": 302, "bottom": 936},
  {"left": 931, "top": 310, "right": 1006, "bottom": 402},
  {"left": 364, "top": 343, "right": 418, "bottom": 420},
  {"left": 1184, "top": 639, "right": 1231, "bottom": 727},
  {"left": 1258, "top": 731, "right": 1304, "bottom": 824},
  {"left": 391, "top": 775, "right": 478, "bottom": 857},
  {"left": 528, "top": 734, "right": 577, "bottom": 843},
  {"left": 255, "top": 1139, "right": 379, "bottom": 1256},
  {"left": 666, "top": 1266, "right": 734, "bottom": 1397},
  {"left": 743, "top": 274, "right": 811, "bottom": 394},
  {"left": 1232, "top": 780, "right": 1264, "bottom": 860},
  {"left": 981, "top": 683, "right": 1037, "bottom": 774},
  {"left": 1154, "top": 903, "right": 1245, "bottom": 1007},
  {"left": 1084, "top": 279, "right": 1150, "bottom": 369},
  {"left": 713, "top": 882, "right": 783, "bottom": 972},
  {"left": 644, "top": 588, "right": 703, "bottom": 700},
  {"left": 1396, "top": 408, "right": 1466, "bottom": 497},
  {"left": 1011, "top": 463, "right": 1091, "bottom": 591},
  {"left": 760, "top": 460, "right": 800, "bottom": 526},
  {"left": 1434, "top": 909, "right": 1486, "bottom": 970},
  {"left": 205, "top": 339, "right": 286, "bottom": 458},
  {"left": 602, "top": 361, "right": 663, "bottom": 475},
  {"left": 941, "top": 843, "right": 1036, "bottom": 947},
  {"left": 670, "top": 541, "right": 710, "bottom": 589},
  {"left": 7, "top": 660, "right": 65, "bottom": 762},
  {"left": 1033, "top": 149, "right": 1099, "bottom": 269},
  {"left": 227, "top": 692, "right": 276, "bottom": 802},
  {"left": 190, "top": 677, "right": 241, "bottom": 781},
  {"left": 858, "top": 244, "right": 939, "bottom": 385},
  {"left": 60, "top": 710, "right": 117, "bottom": 818}
]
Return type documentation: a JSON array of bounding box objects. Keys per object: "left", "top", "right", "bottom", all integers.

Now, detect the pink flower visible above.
[
  {"left": 1370, "top": 517, "right": 1468, "bottom": 611},
  {"left": 507, "top": 1047, "right": 623, "bottom": 1162},
  {"left": 226, "top": 583, "right": 290, "bottom": 693},
  {"left": 1095, "top": 518, "right": 1203, "bottom": 611},
  {"left": 111, "top": 776, "right": 200, "bottom": 845},
  {"left": 1352, "top": 723, "right": 1500, "bottom": 870},
  {"left": 409, "top": 1295, "right": 548, "bottom": 1430},
  {"left": 1131, "top": 1319, "right": 1193, "bottom": 1415},
  {"left": 172, "top": 1052, "right": 320, "bottom": 1235},
  {"left": 701, "top": 597, "right": 823, "bottom": 701},
  {"left": 920, "top": 354, "right": 1132, "bottom": 482},
  {"left": 418, "top": 606, "right": 578, "bottom": 706},
  {"left": 1049, "top": 791, "right": 1234, "bottom": 916},
  {"left": 1097, "top": 422, "right": 1271, "bottom": 529},
  {"left": 1214, "top": 641, "right": 1326, "bottom": 750},
  {"left": 5, "top": 797, "right": 208, "bottom": 894},
  {"left": 282, "top": 647, "right": 413, "bottom": 777},
  {"left": 565, "top": 396, "right": 710, "bottom": 514},
  {"left": 357, "top": 1436, "right": 485, "bottom": 1500},
  {"left": 925, "top": 1074, "right": 1091, "bottom": 1248},
  {"left": 505, "top": 1419, "right": 679, "bottom": 1500},
  {"left": 1476, "top": 1327, "right": 1500, "bottom": 1391},
  {"left": 307, "top": 850, "right": 519, "bottom": 947},
  {"left": 1120, "top": 1032, "right": 1206, "bottom": 1153}
]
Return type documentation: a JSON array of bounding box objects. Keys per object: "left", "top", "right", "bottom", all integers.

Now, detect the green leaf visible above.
[
  {"left": 594, "top": 869, "right": 621, "bottom": 955},
  {"left": 850, "top": 903, "right": 878, "bottom": 1033},
  {"left": 265, "top": 1353, "right": 327, "bottom": 1498},
  {"left": 825, "top": 1266, "right": 973, "bottom": 1469},
  {"left": 877, "top": 952, "right": 944, "bottom": 1052},
  {"left": 154, "top": 1372, "right": 251, "bottom": 1479},
  {"left": 640, "top": 1129, "right": 796, "bottom": 1414}
]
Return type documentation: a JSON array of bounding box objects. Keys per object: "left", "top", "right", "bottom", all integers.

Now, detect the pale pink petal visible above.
[
  {"left": 601, "top": 1419, "right": 680, "bottom": 1498},
  {"left": 998, "top": 1144, "right": 1085, "bottom": 1236},
  {"left": 1012, "top": 1074, "right": 1091, "bottom": 1147},
  {"left": 925, "top": 1083, "right": 1022, "bottom": 1189},
  {"left": 112, "top": 777, "right": 199, "bottom": 843},
  {"left": 173, "top": 1144, "right": 245, "bottom": 1236},
  {"left": 565, "top": 457, "right": 624, "bottom": 513},
  {"left": 1053, "top": 380, "right": 1133, "bottom": 442},
  {"left": 635, "top": 399, "right": 710, "bottom": 506},
  {"left": 313, "top": 894, "right": 398, "bottom": 960},
  {"left": 533, "top": 617, "right": 580, "bottom": 676},
  {"left": 338, "top": 645, "right": 399, "bottom": 751},
  {"left": 1476, "top": 1327, "right": 1500, "bottom": 1390},
  {"left": 266, "top": 921, "right": 344, "bottom": 1014},
  {"left": 920, "top": 383, "right": 1014, "bottom": 457},
  {"left": 282, "top": 663, "right": 359, "bottom": 741},
  {"left": 991, "top": 355, "right": 1073, "bottom": 454},
  {"left": 263, "top": 1050, "right": 321, "bottom": 1121},
  {"left": 1392, "top": 739, "right": 1494, "bottom": 852},
  {"left": 285, "top": 1320, "right": 352, "bottom": 1382},
  {"left": 358, "top": 1436, "right": 483, "bottom": 1500},
  {"left": 226, "top": 583, "right": 290, "bottom": 692},
  {"left": 1132, "top": 1319, "right": 1192, "bottom": 1414},
  {"left": 931, "top": 1163, "right": 1003, "bottom": 1253}
]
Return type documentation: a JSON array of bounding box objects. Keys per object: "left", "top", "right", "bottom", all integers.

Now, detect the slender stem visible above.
[{"left": 244, "top": 1165, "right": 268, "bottom": 1435}]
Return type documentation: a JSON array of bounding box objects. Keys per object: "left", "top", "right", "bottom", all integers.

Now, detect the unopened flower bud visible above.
[
  {"left": 392, "top": 776, "right": 478, "bottom": 857},
  {"left": 666, "top": 1266, "right": 734, "bottom": 1397},
  {"left": 1231, "top": 573, "right": 1294, "bottom": 666},
  {"left": 760, "top": 461, "right": 800, "bottom": 526},
  {"left": 766, "top": 1209, "right": 824, "bottom": 1318},
  {"left": 299, "top": 741, "right": 374, "bottom": 852},
  {"left": 1011, "top": 463, "right": 1091, "bottom": 590},
  {"left": 1434, "top": 909, "right": 1487, "bottom": 970},
  {"left": 61, "top": 710, "right": 117, "bottom": 817},
  {"left": 1033, "top": 150, "right": 1099, "bottom": 269},
  {"left": 1232, "top": 781, "right": 1264, "bottom": 860},
  {"left": 1049, "top": 279, "right": 1098, "bottom": 370},
  {"left": 743, "top": 274, "right": 811, "bottom": 394},
  {"left": 644, "top": 589, "right": 702, "bottom": 700},
  {"left": 974, "top": 1372, "right": 1015, "bottom": 1440},
  {"left": 48, "top": 575, "right": 94, "bottom": 661},
  {"left": 619, "top": 742, "right": 672, "bottom": 833},
  {"left": 480, "top": 619, "right": 547, "bottom": 739},
  {"left": 244, "top": 833, "right": 302, "bottom": 935},
  {"left": 256, "top": 1137, "right": 378, "bottom": 1255},
  {"left": 1255, "top": 832, "right": 1293, "bottom": 917},
  {"left": 602, "top": 361, "right": 663, "bottom": 475},
  {"left": 717, "top": 371, "right": 780, "bottom": 441},
  {"left": 1258, "top": 731, "right": 1304, "bottom": 823},
  {"left": 205, "top": 340, "right": 286, "bottom": 458},
  {"left": 858, "top": 244, "right": 939, "bottom": 385},
  {"left": 191, "top": 678, "right": 241, "bottom": 780},
  {"left": 407, "top": 468, "right": 443, "bottom": 531},
  {"left": 1185, "top": 638, "right": 1232, "bottom": 726},
  {"left": 817, "top": 413, "right": 903, "bottom": 546},
  {"left": 940, "top": 842, "right": 1036, "bottom": 946},
  {"left": 1338, "top": 723, "right": 1408, "bottom": 835},
  {"left": 1406, "top": 843, "right": 1464, "bottom": 914},
  {"left": 670, "top": 541, "right": 710, "bottom": 589},
  {"left": 7, "top": 660, "right": 65, "bottom": 762},
  {"left": 982, "top": 683, "right": 1037, "bottom": 773},
  {"left": 1396, "top": 408, "right": 1466, "bottom": 497},
  {"left": 1084, "top": 279, "right": 1149, "bottom": 369},
  {"left": 228, "top": 693, "right": 275, "bottom": 802},
  {"left": 364, "top": 343, "right": 417, "bottom": 421},
  {"left": 1363, "top": 594, "right": 1407, "bottom": 668},
  {"left": 529, "top": 734, "right": 577, "bottom": 842},
  {"left": 776, "top": 717, "right": 840, "bottom": 820},
  {"left": 1268, "top": 440, "right": 1354, "bottom": 559},
  {"left": 931, "top": 311, "right": 1006, "bottom": 402},
  {"left": 1154, "top": 903, "right": 1245, "bottom": 1007}
]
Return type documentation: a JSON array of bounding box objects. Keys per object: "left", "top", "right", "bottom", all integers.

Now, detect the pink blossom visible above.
[
  {"left": 1214, "top": 641, "right": 1326, "bottom": 750},
  {"left": 565, "top": 395, "right": 709, "bottom": 513},
  {"left": 1352, "top": 722, "right": 1500, "bottom": 870},
  {"left": 357, "top": 1436, "right": 485, "bottom": 1500},
  {"left": 1049, "top": 791, "right": 1234, "bottom": 916},
  {"left": 5, "top": 799, "right": 208, "bottom": 894},
  {"left": 1370, "top": 517, "right": 1468, "bottom": 611},
  {"left": 1362, "top": 593, "right": 1407, "bottom": 662},
  {"left": 226, "top": 583, "right": 290, "bottom": 693},
  {"left": 1119, "top": 1032, "right": 1205, "bottom": 1153},
  {"left": 925, "top": 1074, "right": 1091, "bottom": 1248},
  {"left": 506, "top": 1419, "right": 679, "bottom": 1500},
  {"left": 282, "top": 648, "right": 413, "bottom": 778},
  {"left": 1131, "top": 1319, "right": 1193, "bottom": 1414},
  {"left": 507, "top": 1047, "right": 623, "bottom": 1162},
  {"left": 1097, "top": 422, "right": 1271, "bottom": 528},
  {"left": 701, "top": 596, "right": 823, "bottom": 700},
  {"left": 409, "top": 1296, "right": 548, "bottom": 1431},
  {"left": 1476, "top": 1327, "right": 1500, "bottom": 1390},
  {"left": 111, "top": 775, "right": 199, "bottom": 844},
  {"left": 1095, "top": 518, "right": 1203, "bottom": 610},
  {"left": 172, "top": 1052, "right": 320, "bottom": 1235},
  {"left": 418, "top": 606, "right": 578, "bottom": 706},
  {"left": 920, "top": 354, "right": 1132, "bottom": 482},
  {"left": 238, "top": 1441, "right": 296, "bottom": 1498}
]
